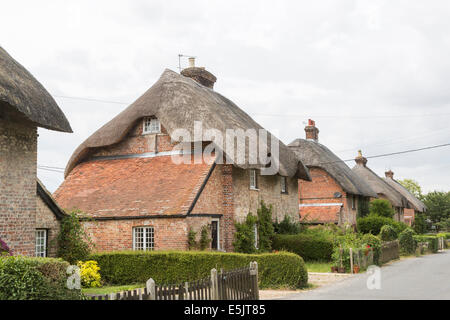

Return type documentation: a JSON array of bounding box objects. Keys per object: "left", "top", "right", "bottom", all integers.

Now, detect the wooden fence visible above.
[{"left": 88, "top": 261, "right": 259, "bottom": 300}]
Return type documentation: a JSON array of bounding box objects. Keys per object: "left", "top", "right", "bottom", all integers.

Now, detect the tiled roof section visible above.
[
  {"left": 53, "top": 155, "right": 214, "bottom": 217},
  {"left": 300, "top": 205, "right": 341, "bottom": 224}
]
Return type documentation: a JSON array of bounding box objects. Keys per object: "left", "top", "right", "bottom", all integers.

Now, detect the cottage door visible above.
[{"left": 211, "top": 220, "right": 219, "bottom": 250}]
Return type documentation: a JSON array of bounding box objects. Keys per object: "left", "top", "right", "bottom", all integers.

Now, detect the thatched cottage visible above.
[
  {"left": 352, "top": 151, "right": 408, "bottom": 221},
  {"left": 0, "top": 46, "right": 71, "bottom": 256},
  {"left": 383, "top": 170, "right": 426, "bottom": 226},
  {"left": 54, "top": 61, "right": 310, "bottom": 252},
  {"left": 288, "top": 120, "right": 377, "bottom": 226}
]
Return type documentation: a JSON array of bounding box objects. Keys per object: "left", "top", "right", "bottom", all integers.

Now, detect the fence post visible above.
[
  {"left": 249, "top": 261, "right": 259, "bottom": 300},
  {"left": 211, "top": 268, "right": 219, "bottom": 300},
  {"left": 146, "top": 278, "right": 156, "bottom": 300},
  {"left": 349, "top": 248, "right": 353, "bottom": 274}
]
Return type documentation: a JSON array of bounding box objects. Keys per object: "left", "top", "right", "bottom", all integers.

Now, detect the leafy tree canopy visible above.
[{"left": 398, "top": 179, "right": 423, "bottom": 199}]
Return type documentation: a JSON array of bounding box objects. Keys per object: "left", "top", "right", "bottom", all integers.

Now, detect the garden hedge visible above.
[
  {"left": 0, "top": 256, "right": 83, "bottom": 300},
  {"left": 413, "top": 235, "right": 439, "bottom": 253},
  {"left": 357, "top": 215, "right": 407, "bottom": 235},
  {"left": 398, "top": 228, "right": 416, "bottom": 255},
  {"left": 90, "top": 250, "right": 308, "bottom": 289},
  {"left": 271, "top": 234, "right": 334, "bottom": 261}
]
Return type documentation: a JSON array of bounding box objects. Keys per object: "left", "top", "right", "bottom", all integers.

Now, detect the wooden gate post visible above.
[
  {"left": 249, "top": 261, "right": 259, "bottom": 300},
  {"left": 349, "top": 248, "right": 353, "bottom": 274},
  {"left": 146, "top": 278, "right": 156, "bottom": 300},
  {"left": 211, "top": 268, "right": 219, "bottom": 300}
]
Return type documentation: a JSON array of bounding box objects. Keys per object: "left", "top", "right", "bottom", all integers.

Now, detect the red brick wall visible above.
[
  {"left": 0, "top": 116, "right": 37, "bottom": 256},
  {"left": 222, "top": 165, "right": 235, "bottom": 252},
  {"left": 83, "top": 218, "right": 189, "bottom": 252},
  {"left": 298, "top": 167, "right": 359, "bottom": 225}
]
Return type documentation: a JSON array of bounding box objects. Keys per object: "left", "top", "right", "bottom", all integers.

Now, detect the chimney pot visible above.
[
  {"left": 305, "top": 119, "right": 319, "bottom": 142},
  {"left": 188, "top": 57, "right": 195, "bottom": 68},
  {"left": 385, "top": 170, "right": 394, "bottom": 179},
  {"left": 355, "top": 150, "right": 368, "bottom": 167}
]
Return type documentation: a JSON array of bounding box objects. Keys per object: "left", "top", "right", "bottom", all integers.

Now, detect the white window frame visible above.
[
  {"left": 254, "top": 224, "right": 259, "bottom": 249},
  {"left": 133, "top": 226, "right": 154, "bottom": 251},
  {"left": 281, "top": 176, "right": 287, "bottom": 194},
  {"left": 35, "top": 229, "right": 47, "bottom": 257},
  {"left": 351, "top": 195, "right": 356, "bottom": 210},
  {"left": 143, "top": 117, "right": 161, "bottom": 134},
  {"left": 211, "top": 218, "right": 220, "bottom": 251},
  {"left": 249, "top": 169, "right": 258, "bottom": 190}
]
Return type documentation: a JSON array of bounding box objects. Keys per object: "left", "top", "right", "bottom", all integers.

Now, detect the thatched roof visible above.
[
  {"left": 352, "top": 162, "right": 408, "bottom": 208},
  {"left": 64, "top": 69, "right": 310, "bottom": 180},
  {"left": 384, "top": 177, "right": 427, "bottom": 213},
  {"left": 0, "top": 47, "right": 72, "bottom": 132},
  {"left": 288, "top": 139, "right": 377, "bottom": 197}
]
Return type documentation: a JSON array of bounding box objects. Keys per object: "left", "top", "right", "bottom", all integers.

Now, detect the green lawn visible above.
[
  {"left": 82, "top": 283, "right": 145, "bottom": 295},
  {"left": 305, "top": 261, "right": 332, "bottom": 273}
]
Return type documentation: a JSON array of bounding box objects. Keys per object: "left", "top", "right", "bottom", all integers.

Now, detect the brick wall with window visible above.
[{"left": 35, "top": 196, "right": 61, "bottom": 257}]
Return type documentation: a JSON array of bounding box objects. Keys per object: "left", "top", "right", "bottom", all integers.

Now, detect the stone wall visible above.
[
  {"left": 232, "top": 167, "right": 299, "bottom": 223},
  {"left": 0, "top": 117, "right": 37, "bottom": 256}
]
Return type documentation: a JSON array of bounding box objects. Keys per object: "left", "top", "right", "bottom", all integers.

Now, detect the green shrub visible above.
[
  {"left": 273, "top": 215, "right": 303, "bottom": 235},
  {"left": 90, "top": 250, "right": 308, "bottom": 289},
  {"left": 187, "top": 228, "right": 197, "bottom": 250},
  {"left": 414, "top": 235, "right": 439, "bottom": 253},
  {"left": 399, "top": 228, "right": 416, "bottom": 255},
  {"left": 361, "top": 233, "right": 382, "bottom": 265},
  {"left": 436, "top": 232, "right": 450, "bottom": 240},
  {"left": 199, "top": 225, "right": 210, "bottom": 251},
  {"left": 272, "top": 234, "right": 334, "bottom": 261},
  {"left": 233, "top": 213, "right": 258, "bottom": 253},
  {"left": 257, "top": 202, "right": 275, "bottom": 252},
  {"left": 0, "top": 256, "right": 83, "bottom": 300},
  {"left": 78, "top": 260, "right": 101, "bottom": 288},
  {"left": 57, "top": 210, "right": 93, "bottom": 264},
  {"left": 357, "top": 214, "right": 407, "bottom": 235},
  {"left": 369, "top": 199, "right": 395, "bottom": 218},
  {"left": 379, "top": 225, "right": 398, "bottom": 241}
]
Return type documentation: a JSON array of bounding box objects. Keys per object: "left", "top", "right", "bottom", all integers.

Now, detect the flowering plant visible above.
[
  {"left": 0, "top": 238, "right": 12, "bottom": 256},
  {"left": 77, "top": 260, "right": 102, "bottom": 288}
]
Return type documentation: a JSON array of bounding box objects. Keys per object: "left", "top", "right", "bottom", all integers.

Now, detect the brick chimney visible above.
[
  {"left": 305, "top": 119, "right": 319, "bottom": 142},
  {"left": 181, "top": 57, "right": 217, "bottom": 89},
  {"left": 385, "top": 170, "right": 394, "bottom": 179},
  {"left": 355, "top": 150, "right": 368, "bottom": 167}
]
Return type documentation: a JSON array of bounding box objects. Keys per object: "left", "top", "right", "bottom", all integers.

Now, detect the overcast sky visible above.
[{"left": 2, "top": 0, "right": 449, "bottom": 193}]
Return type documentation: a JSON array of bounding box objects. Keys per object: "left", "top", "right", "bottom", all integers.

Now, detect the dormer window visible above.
[{"left": 143, "top": 117, "right": 160, "bottom": 134}]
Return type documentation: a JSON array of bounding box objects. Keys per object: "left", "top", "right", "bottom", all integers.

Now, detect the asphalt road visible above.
[{"left": 283, "top": 250, "right": 450, "bottom": 300}]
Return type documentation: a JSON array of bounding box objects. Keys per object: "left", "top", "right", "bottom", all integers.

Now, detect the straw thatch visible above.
[
  {"left": 0, "top": 46, "right": 72, "bottom": 132},
  {"left": 65, "top": 69, "right": 310, "bottom": 180},
  {"left": 288, "top": 139, "right": 377, "bottom": 197},
  {"left": 352, "top": 163, "right": 408, "bottom": 208},
  {"left": 384, "top": 177, "right": 426, "bottom": 212}
]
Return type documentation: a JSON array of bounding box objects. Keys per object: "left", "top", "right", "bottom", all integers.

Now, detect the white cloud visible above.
[{"left": 2, "top": 0, "right": 449, "bottom": 193}]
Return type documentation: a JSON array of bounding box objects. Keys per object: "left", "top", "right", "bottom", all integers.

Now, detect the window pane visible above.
[
  {"left": 35, "top": 230, "right": 47, "bottom": 257},
  {"left": 134, "top": 227, "right": 154, "bottom": 251}
]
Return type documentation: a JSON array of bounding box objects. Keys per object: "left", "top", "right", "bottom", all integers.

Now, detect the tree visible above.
[
  {"left": 413, "top": 213, "right": 428, "bottom": 234},
  {"left": 256, "top": 201, "right": 275, "bottom": 252},
  {"left": 369, "top": 199, "right": 395, "bottom": 218},
  {"left": 422, "top": 191, "right": 450, "bottom": 225},
  {"left": 57, "top": 209, "right": 93, "bottom": 264},
  {"left": 398, "top": 179, "right": 423, "bottom": 200}
]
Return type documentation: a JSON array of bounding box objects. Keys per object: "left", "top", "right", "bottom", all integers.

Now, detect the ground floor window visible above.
[
  {"left": 133, "top": 227, "right": 154, "bottom": 251},
  {"left": 35, "top": 229, "right": 47, "bottom": 257}
]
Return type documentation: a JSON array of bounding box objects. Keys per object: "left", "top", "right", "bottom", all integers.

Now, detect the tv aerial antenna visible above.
[{"left": 178, "top": 54, "right": 196, "bottom": 72}]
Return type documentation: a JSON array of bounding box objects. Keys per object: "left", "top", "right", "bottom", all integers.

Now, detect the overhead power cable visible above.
[{"left": 53, "top": 94, "right": 450, "bottom": 119}]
